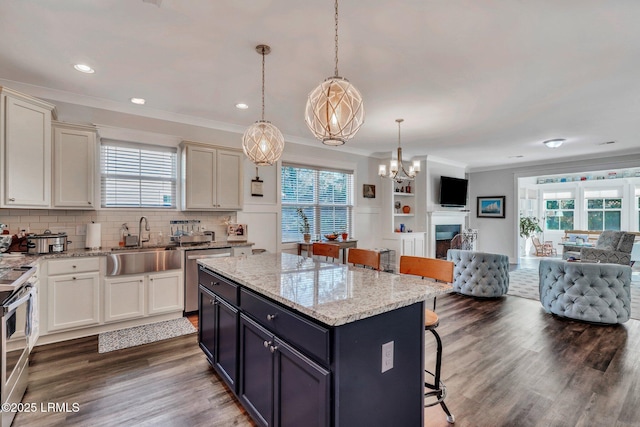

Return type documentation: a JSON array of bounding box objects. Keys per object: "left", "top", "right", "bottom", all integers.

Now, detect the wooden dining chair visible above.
[
  {"left": 399, "top": 255, "right": 455, "bottom": 424},
  {"left": 347, "top": 248, "right": 381, "bottom": 270},
  {"left": 312, "top": 242, "right": 340, "bottom": 262}
]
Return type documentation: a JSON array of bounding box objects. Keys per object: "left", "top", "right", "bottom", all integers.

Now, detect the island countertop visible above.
[{"left": 198, "top": 252, "right": 452, "bottom": 326}]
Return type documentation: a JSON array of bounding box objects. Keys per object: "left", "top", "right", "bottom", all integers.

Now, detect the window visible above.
[
  {"left": 636, "top": 187, "right": 640, "bottom": 230},
  {"left": 584, "top": 189, "right": 622, "bottom": 230},
  {"left": 281, "top": 164, "right": 353, "bottom": 243},
  {"left": 543, "top": 191, "right": 575, "bottom": 230},
  {"left": 101, "top": 140, "right": 177, "bottom": 208}
]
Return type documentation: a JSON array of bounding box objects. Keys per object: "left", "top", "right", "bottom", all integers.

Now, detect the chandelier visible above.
[
  {"left": 242, "top": 44, "right": 285, "bottom": 166},
  {"left": 304, "top": 0, "right": 364, "bottom": 146},
  {"left": 378, "top": 119, "right": 421, "bottom": 183}
]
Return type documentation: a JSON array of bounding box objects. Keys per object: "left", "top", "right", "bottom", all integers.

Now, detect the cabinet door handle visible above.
[
  {"left": 72, "top": 277, "right": 76, "bottom": 280},
  {"left": 269, "top": 345, "right": 278, "bottom": 354},
  {"left": 88, "top": 201, "right": 92, "bottom": 205},
  {"left": 72, "top": 265, "right": 77, "bottom": 268},
  {"left": 266, "top": 314, "right": 277, "bottom": 321},
  {"left": 263, "top": 340, "right": 272, "bottom": 348},
  {"left": 210, "top": 281, "right": 219, "bottom": 286},
  {"left": 8, "top": 198, "right": 15, "bottom": 202},
  {"left": 209, "top": 298, "right": 215, "bottom": 305}
]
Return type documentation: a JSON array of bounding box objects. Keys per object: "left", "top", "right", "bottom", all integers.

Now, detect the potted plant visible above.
[
  {"left": 297, "top": 208, "right": 311, "bottom": 242},
  {"left": 519, "top": 216, "right": 542, "bottom": 255}
]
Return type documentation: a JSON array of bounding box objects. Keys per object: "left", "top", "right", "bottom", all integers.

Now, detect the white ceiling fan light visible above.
[
  {"left": 543, "top": 138, "right": 566, "bottom": 148},
  {"left": 73, "top": 64, "right": 95, "bottom": 74}
]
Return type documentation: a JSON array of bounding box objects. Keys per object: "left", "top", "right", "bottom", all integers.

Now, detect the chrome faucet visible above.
[{"left": 138, "top": 216, "right": 150, "bottom": 247}]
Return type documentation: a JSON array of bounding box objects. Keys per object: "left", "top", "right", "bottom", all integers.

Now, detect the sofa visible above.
[
  {"left": 446, "top": 249, "right": 510, "bottom": 297},
  {"left": 539, "top": 259, "right": 631, "bottom": 324}
]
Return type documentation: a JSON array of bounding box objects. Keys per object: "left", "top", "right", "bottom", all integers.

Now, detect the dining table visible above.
[{"left": 297, "top": 239, "right": 358, "bottom": 264}]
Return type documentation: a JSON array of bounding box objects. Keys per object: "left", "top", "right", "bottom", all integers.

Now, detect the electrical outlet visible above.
[
  {"left": 76, "top": 224, "right": 87, "bottom": 236},
  {"left": 381, "top": 341, "right": 394, "bottom": 373}
]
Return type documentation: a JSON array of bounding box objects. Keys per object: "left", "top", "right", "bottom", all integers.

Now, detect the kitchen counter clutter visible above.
[
  {"left": 197, "top": 252, "right": 453, "bottom": 427},
  {"left": 198, "top": 252, "right": 450, "bottom": 326}
]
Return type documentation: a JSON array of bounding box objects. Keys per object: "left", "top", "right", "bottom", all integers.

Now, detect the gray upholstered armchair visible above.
[
  {"left": 446, "top": 249, "right": 510, "bottom": 297},
  {"left": 539, "top": 259, "right": 631, "bottom": 324},
  {"left": 580, "top": 231, "right": 635, "bottom": 265}
]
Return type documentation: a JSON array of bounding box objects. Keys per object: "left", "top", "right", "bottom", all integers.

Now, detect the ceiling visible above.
[{"left": 2, "top": 0, "right": 640, "bottom": 171}]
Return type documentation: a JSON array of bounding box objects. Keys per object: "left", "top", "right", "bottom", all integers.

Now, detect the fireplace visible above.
[
  {"left": 435, "top": 225, "right": 461, "bottom": 259},
  {"left": 427, "top": 211, "right": 469, "bottom": 258}
]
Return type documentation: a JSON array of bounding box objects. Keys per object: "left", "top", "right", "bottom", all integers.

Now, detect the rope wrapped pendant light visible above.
[
  {"left": 242, "top": 44, "right": 285, "bottom": 166},
  {"left": 305, "top": 0, "right": 364, "bottom": 146}
]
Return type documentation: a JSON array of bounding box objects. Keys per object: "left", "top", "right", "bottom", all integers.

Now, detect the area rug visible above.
[
  {"left": 98, "top": 317, "right": 197, "bottom": 353},
  {"left": 508, "top": 268, "right": 640, "bottom": 321}
]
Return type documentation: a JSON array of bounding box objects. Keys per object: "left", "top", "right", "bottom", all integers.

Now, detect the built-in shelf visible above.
[
  {"left": 394, "top": 213, "right": 414, "bottom": 217},
  {"left": 393, "top": 193, "right": 414, "bottom": 197}
]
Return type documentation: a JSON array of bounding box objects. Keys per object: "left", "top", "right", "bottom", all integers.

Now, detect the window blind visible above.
[
  {"left": 542, "top": 190, "right": 575, "bottom": 199},
  {"left": 101, "top": 140, "right": 177, "bottom": 208},
  {"left": 281, "top": 164, "right": 354, "bottom": 243},
  {"left": 584, "top": 188, "right": 622, "bottom": 198}
]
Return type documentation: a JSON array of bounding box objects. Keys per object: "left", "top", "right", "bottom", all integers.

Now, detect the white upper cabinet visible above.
[
  {"left": 181, "top": 141, "right": 243, "bottom": 210},
  {"left": 1, "top": 87, "right": 56, "bottom": 208},
  {"left": 52, "top": 121, "right": 97, "bottom": 209}
]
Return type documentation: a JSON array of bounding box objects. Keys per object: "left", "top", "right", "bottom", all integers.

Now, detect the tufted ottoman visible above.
[
  {"left": 539, "top": 259, "right": 631, "bottom": 324},
  {"left": 446, "top": 250, "right": 510, "bottom": 297}
]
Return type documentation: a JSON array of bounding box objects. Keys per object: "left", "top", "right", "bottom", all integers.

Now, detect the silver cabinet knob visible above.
[
  {"left": 8, "top": 198, "right": 15, "bottom": 202},
  {"left": 266, "top": 314, "right": 277, "bottom": 321},
  {"left": 263, "top": 340, "right": 272, "bottom": 348},
  {"left": 269, "top": 345, "right": 278, "bottom": 353}
]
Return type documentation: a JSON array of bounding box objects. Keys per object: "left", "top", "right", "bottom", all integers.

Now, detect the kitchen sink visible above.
[{"left": 106, "top": 248, "right": 181, "bottom": 276}]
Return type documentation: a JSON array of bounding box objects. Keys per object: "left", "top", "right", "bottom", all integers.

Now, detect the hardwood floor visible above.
[{"left": 14, "top": 293, "right": 640, "bottom": 427}]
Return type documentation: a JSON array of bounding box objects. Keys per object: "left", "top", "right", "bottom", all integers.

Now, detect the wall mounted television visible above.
[{"left": 439, "top": 176, "right": 468, "bottom": 207}]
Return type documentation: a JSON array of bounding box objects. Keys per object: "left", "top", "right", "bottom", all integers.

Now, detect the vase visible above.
[
  {"left": 402, "top": 205, "right": 410, "bottom": 214},
  {"left": 303, "top": 233, "right": 311, "bottom": 243}
]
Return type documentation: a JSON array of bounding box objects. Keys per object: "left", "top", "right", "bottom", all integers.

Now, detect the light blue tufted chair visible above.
[
  {"left": 539, "top": 259, "right": 631, "bottom": 324},
  {"left": 446, "top": 249, "right": 510, "bottom": 297}
]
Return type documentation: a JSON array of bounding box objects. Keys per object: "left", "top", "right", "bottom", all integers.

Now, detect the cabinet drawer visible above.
[
  {"left": 241, "top": 289, "right": 329, "bottom": 366},
  {"left": 199, "top": 267, "right": 239, "bottom": 306},
  {"left": 48, "top": 257, "right": 100, "bottom": 275}
]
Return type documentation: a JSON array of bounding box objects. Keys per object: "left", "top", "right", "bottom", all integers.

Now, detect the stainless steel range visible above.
[{"left": 0, "top": 266, "right": 36, "bottom": 427}]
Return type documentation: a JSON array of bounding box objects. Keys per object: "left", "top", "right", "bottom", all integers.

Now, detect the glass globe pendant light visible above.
[
  {"left": 305, "top": 0, "right": 364, "bottom": 146},
  {"left": 242, "top": 45, "right": 285, "bottom": 166}
]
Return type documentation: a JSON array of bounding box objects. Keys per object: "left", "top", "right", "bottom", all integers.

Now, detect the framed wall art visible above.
[
  {"left": 363, "top": 184, "right": 376, "bottom": 198},
  {"left": 477, "top": 196, "right": 505, "bottom": 218}
]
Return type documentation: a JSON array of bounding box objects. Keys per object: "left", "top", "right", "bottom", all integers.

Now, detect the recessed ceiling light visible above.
[
  {"left": 130, "top": 98, "right": 146, "bottom": 105},
  {"left": 543, "top": 138, "right": 565, "bottom": 148},
  {"left": 73, "top": 64, "right": 95, "bottom": 74},
  {"left": 236, "top": 103, "right": 249, "bottom": 110}
]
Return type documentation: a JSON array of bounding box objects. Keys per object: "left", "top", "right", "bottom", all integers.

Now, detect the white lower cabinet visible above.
[
  {"left": 104, "top": 271, "right": 183, "bottom": 320},
  {"left": 48, "top": 271, "right": 100, "bottom": 332},
  {"left": 148, "top": 271, "right": 183, "bottom": 314},
  {"left": 104, "top": 275, "right": 146, "bottom": 322}
]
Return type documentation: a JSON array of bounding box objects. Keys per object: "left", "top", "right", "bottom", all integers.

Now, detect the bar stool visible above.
[
  {"left": 312, "top": 242, "right": 340, "bottom": 262},
  {"left": 399, "top": 255, "right": 455, "bottom": 424},
  {"left": 347, "top": 248, "right": 381, "bottom": 270}
]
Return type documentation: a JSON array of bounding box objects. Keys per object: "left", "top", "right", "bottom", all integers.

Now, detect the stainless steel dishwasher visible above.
[{"left": 184, "top": 247, "right": 232, "bottom": 313}]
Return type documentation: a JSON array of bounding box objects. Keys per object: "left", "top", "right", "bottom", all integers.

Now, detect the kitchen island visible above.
[{"left": 197, "top": 252, "right": 452, "bottom": 427}]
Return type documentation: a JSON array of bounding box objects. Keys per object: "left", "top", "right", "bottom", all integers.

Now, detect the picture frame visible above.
[
  {"left": 477, "top": 196, "right": 506, "bottom": 218},
  {"left": 363, "top": 184, "right": 376, "bottom": 199},
  {"left": 251, "top": 178, "right": 264, "bottom": 197}
]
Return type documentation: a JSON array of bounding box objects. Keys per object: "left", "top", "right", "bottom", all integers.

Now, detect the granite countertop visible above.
[
  {"left": 198, "top": 252, "right": 452, "bottom": 327},
  {"left": 0, "top": 240, "right": 255, "bottom": 265}
]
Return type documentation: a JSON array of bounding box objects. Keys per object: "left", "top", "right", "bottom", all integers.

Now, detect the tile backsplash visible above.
[{"left": 0, "top": 209, "right": 236, "bottom": 250}]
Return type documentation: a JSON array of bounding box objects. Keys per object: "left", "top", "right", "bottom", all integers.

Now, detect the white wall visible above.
[
  {"left": 469, "top": 153, "right": 640, "bottom": 261},
  {"left": 5, "top": 99, "right": 383, "bottom": 253}
]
